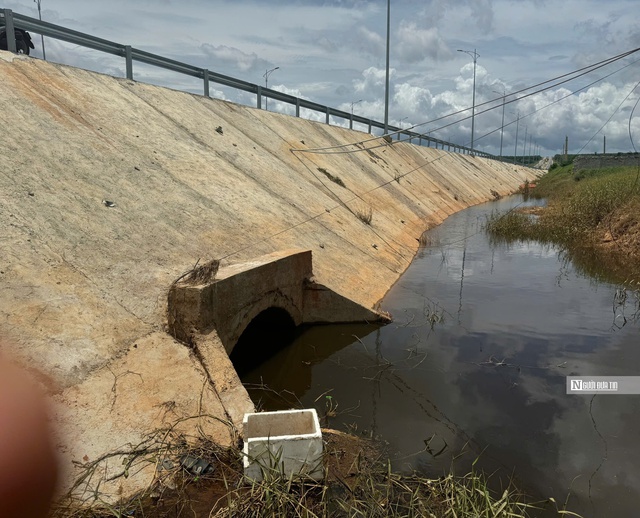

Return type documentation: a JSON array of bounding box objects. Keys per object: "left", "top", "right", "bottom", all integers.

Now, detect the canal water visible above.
[{"left": 241, "top": 195, "right": 640, "bottom": 518}]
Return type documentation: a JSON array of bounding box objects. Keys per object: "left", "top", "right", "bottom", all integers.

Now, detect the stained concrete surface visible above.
[{"left": 0, "top": 50, "right": 539, "bottom": 501}]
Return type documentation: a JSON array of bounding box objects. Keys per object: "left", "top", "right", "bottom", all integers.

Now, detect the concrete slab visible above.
[{"left": 0, "top": 52, "right": 541, "bottom": 502}]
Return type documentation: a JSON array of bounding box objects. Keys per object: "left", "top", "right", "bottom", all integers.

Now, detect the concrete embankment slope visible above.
[{"left": 0, "top": 51, "right": 536, "bottom": 499}]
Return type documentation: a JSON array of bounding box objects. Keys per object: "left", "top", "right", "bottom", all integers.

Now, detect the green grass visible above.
[
  {"left": 486, "top": 164, "right": 640, "bottom": 285},
  {"left": 51, "top": 424, "right": 580, "bottom": 518},
  {"left": 218, "top": 459, "right": 557, "bottom": 518}
]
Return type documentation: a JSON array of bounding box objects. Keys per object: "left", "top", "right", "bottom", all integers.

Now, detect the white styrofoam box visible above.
[{"left": 242, "top": 408, "right": 324, "bottom": 482}]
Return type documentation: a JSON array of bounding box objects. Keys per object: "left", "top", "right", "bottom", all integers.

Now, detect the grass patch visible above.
[
  {"left": 176, "top": 258, "right": 220, "bottom": 285},
  {"left": 318, "top": 168, "right": 346, "bottom": 188},
  {"left": 51, "top": 417, "right": 580, "bottom": 518},
  {"left": 355, "top": 205, "right": 373, "bottom": 225},
  {"left": 486, "top": 164, "right": 640, "bottom": 285}
]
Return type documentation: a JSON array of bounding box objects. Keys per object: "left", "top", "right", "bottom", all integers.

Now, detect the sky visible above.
[{"left": 6, "top": 0, "right": 640, "bottom": 157}]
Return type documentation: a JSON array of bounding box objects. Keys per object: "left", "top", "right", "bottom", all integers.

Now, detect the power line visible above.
[
  {"left": 575, "top": 79, "right": 640, "bottom": 155},
  {"left": 220, "top": 50, "right": 640, "bottom": 263},
  {"left": 472, "top": 57, "right": 640, "bottom": 147},
  {"left": 291, "top": 47, "right": 640, "bottom": 156}
]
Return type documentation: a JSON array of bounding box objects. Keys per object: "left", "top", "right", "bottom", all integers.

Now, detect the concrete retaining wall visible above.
[
  {"left": 0, "top": 50, "right": 539, "bottom": 502},
  {"left": 573, "top": 153, "right": 640, "bottom": 171}
]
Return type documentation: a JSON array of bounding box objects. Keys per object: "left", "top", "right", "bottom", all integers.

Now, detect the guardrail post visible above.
[
  {"left": 0, "top": 10, "right": 476, "bottom": 157},
  {"left": 125, "top": 45, "right": 133, "bottom": 80},
  {"left": 203, "top": 69, "right": 210, "bottom": 97},
  {"left": 3, "top": 10, "right": 17, "bottom": 53}
]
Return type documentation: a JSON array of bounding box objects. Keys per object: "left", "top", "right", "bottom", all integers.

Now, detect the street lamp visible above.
[
  {"left": 493, "top": 87, "right": 506, "bottom": 158},
  {"left": 513, "top": 111, "right": 520, "bottom": 165},
  {"left": 34, "top": 0, "right": 46, "bottom": 60},
  {"left": 383, "top": 0, "right": 391, "bottom": 135},
  {"left": 263, "top": 66, "right": 279, "bottom": 111},
  {"left": 457, "top": 48, "right": 479, "bottom": 154},
  {"left": 350, "top": 99, "right": 363, "bottom": 129},
  {"left": 350, "top": 99, "right": 363, "bottom": 117}
]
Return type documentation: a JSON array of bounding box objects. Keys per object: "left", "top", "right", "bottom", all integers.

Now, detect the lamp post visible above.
[
  {"left": 350, "top": 99, "right": 362, "bottom": 129},
  {"left": 513, "top": 112, "right": 520, "bottom": 165},
  {"left": 263, "top": 66, "right": 279, "bottom": 111},
  {"left": 384, "top": 0, "right": 391, "bottom": 135},
  {"left": 34, "top": 0, "right": 46, "bottom": 60},
  {"left": 457, "top": 48, "right": 479, "bottom": 154},
  {"left": 493, "top": 87, "right": 506, "bottom": 158},
  {"left": 350, "top": 99, "right": 363, "bottom": 117}
]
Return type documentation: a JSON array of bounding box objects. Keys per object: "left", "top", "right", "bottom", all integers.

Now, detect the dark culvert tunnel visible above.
[{"left": 229, "top": 307, "right": 298, "bottom": 377}]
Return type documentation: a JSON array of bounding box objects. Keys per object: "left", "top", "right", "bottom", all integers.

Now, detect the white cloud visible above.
[
  {"left": 356, "top": 26, "right": 385, "bottom": 57},
  {"left": 4, "top": 0, "right": 640, "bottom": 155},
  {"left": 396, "top": 22, "right": 453, "bottom": 63},
  {"left": 353, "top": 67, "right": 394, "bottom": 94},
  {"left": 200, "top": 44, "right": 264, "bottom": 73}
]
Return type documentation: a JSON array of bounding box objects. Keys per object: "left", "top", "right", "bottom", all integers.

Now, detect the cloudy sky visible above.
[{"left": 6, "top": 0, "right": 640, "bottom": 156}]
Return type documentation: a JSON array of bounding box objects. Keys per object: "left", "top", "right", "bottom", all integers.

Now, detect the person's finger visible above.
[{"left": 0, "top": 355, "right": 58, "bottom": 518}]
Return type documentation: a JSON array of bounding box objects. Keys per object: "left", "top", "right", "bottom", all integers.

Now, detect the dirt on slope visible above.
[{"left": 0, "top": 50, "right": 537, "bottom": 504}]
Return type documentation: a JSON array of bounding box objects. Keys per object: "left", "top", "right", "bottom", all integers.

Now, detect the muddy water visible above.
[{"left": 242, "top": 195, "right": 640, "bottom": 518}]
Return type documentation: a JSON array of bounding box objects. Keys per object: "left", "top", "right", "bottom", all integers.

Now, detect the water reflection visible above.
[{"left": 242, "top": 196, "right": 640, "bottom": 518}]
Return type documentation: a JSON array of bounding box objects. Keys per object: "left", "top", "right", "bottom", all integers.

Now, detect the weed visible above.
[
  {"left": 355, "top": 205, "right": 373, "bottom": 225},
  {"left": 51, "top": 413, "right": 581, "bottom": 518},
  {"left": 423, "top": 302, "right": 445, "bottom": 330},
  {"left": 317, "top": 168, "right": 346, "bottom": 188},
  {"left": 486, "top": 165, "right": 640, "bottom": 285},
  {"left": 175, "top": 259, "right": 220, "bottom": 285}
]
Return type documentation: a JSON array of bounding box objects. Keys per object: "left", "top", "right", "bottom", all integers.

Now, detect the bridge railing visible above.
[{"left": 1, "top": 8, "right": 495, "bottom": 159}]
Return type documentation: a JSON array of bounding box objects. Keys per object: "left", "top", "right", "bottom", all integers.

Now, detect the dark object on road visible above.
[{"left": 0, "top": 27, "right": 35, "bottom": 55}]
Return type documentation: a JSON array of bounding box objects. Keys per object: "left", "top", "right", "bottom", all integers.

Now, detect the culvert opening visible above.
[{"left": 230, "top": 307, "right": 298, "bottom": 377}]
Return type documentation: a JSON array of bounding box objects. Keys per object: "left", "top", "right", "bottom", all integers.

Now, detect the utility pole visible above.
[
  {"left": 458, "top": 49, "right": 480, "bottom": 155},
  {"left": 513, "top": 112, "right": 520, "bottom": 165},
  {"left": 565, "top": 135, "right": 569, "bottom": 162},
  {"left": 384, "top": 0, "right": 390, "bottom": 135},
  {"left": 604, "top": 135, "right": 606, "bottom": 154},
  {"left": 522, "top": 126, "right": 527, "bottom": 164},
  {"left": 493, "top": 87, "right": 506, "bottom": 158}
]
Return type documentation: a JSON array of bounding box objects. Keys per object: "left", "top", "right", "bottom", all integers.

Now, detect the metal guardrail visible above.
[{"left": 1, "top": 8, "right": 495, "bottom": 158}]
